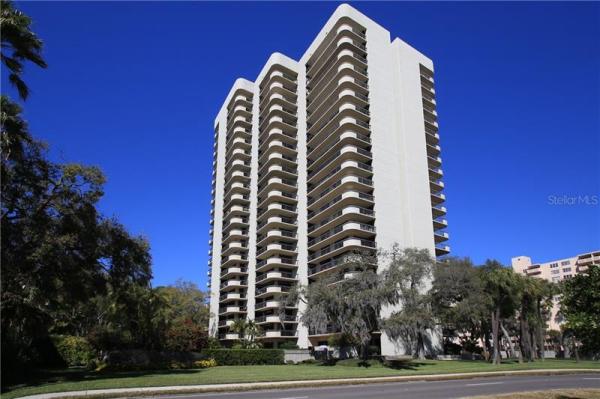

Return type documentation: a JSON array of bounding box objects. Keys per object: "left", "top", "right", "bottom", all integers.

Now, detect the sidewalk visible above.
[{"left": 16, "top": 369, "right": 600, "bottom": 399}]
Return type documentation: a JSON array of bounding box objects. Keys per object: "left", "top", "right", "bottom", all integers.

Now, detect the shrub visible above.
[
  {"left": 102, "top": 350, "right": 200, "bottom": 371},
  {"left": 200, "top": 349, "right": 284, "bottom": 365},
  {"left": 279, "top": 341, "right": 300, "bottom": 350},
  {"left": 51, "top": 335, "right": 95, "bottom": 367},
  {"left": 285, "top": 360, "right": 296, "bottom": 365},
  {"left": 194, "top": 358, "right": 217, "bottom": 368},
  {"left": 164, "top": 319, "right": 207, "bottom": 352}
]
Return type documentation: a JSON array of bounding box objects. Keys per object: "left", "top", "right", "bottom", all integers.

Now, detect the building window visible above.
[
  {"left": 550, "top": 263, "right": 559, "bottom": 268},
  {"left": 564, "top": 274, "right": 572, "bottom": 279},
  {"left": 552, "top": 277, "right": 560, "bottom": 282},
  {"left": 551, "top": 269, "right": 560, "bottom": 275},
  {"left": 561, "top": 260, "right": 570, "bottom": 266},
  {"left": 563, "top": 267, "right": 572, "bottom": 273}
]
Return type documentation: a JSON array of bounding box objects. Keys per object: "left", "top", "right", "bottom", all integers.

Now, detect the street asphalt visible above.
[{"left": 141, "top": 373, "right": 600, "bottom": 399}]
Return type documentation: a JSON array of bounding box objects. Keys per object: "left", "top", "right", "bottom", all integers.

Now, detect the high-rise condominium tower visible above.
[{"left": 208, "top": 4, "right": 449, "bottom": 356}]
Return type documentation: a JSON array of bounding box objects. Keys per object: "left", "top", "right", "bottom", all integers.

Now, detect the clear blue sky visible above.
[{"left": 5, "top": 2, "right": 599, "bottom": 289}]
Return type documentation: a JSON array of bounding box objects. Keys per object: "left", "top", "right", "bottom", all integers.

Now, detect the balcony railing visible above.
[
  {"left": 308, "top": 237, "right": 375, "bottom": 261},
  {"left": 308, "top": 206, "right": 374, "bottom": 233}
]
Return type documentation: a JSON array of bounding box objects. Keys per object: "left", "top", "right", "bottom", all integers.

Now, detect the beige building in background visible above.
[
  {"left": 511, "top": 250, "right": 600, "bottom": 330},
  {"left": 207, "top": 4, "right": 449, "bottom": 356}
]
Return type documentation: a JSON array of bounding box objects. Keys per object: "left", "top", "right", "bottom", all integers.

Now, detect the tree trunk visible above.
[
  {"left": 482, "top": 323, "right": 491, "bottom": 361},
  {"left": 500, "top": 322, "right": 514, "bottom": 358},
  {"left": 491, "top": 309, "right": 501, "bottom": 365},
  {"left": 416, "top": 328, "right": 426, "bottom": 360},
  {"left": 536, "top": 299, "right": 546, "bottom": 362},
  {"left": 520, "top": 306, "right": 532, "bottom": 362},
  {"left": 531, "top": 330, "right": 538, "bottom": 360}
]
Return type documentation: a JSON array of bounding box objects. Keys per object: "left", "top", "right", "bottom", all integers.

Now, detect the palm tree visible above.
[
  {"left": 1, "top": 0, "right": 47, "bottom": 100},
  {"left": 229, "top": 319, "right": 262, "bottom": 349}
]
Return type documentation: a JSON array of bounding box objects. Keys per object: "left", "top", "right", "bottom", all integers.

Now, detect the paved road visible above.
[{"left": 143, "top": 373, "right": 600, "bottom": 399}]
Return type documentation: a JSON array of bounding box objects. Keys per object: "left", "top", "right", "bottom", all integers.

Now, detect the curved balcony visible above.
[
  {"left": 219, "top": 305, "right": 247, "bottom": 316},
  {"left": 221, "top": 242, "right": 248, "bottom": 257},
  {"left": 433, "top": 218, "right": 448, "bottom": 231},
  {"left": 308, "top": 205, "right": 374, "bottom": 237},
  {"left": 255, "top": 314, "right": 298, "bottom": 325},
  {"left": 430, "top": 192, "right": 446, "bottom": 206},
  {"left": 434, "top": 231, "right": 449, "bottom": 243},
  {"left": 308, "top": 236, "right": 375, "bottom": 265},
  {"left": 307, "top": 21, "right": 366, "bottom": 78},
  {"left": 308, "top": 175, "right": 372, "bottom": 210},
  {"left": 257, "top": 202, "right": 296, "bottom": 222},
  {"left": 259, "top": 85, "right": 298, "bottom": 113},
  {"left": 432, "top": 205, "right": 447, "bottom": 218},
  {"left": 308, "top": 47, "right": 368, "bottom": 99},
  {"left": 308, "top": 191, "right": 374, "bottom": 225},
  {"left": 435, "top": 245, "right": 451, "bottom": 257},
  {"left": 220, "top": 264, "right": 247, "bottom": 277},
  {"left": 260, "top": 72, "right": 297, "bottom": 94},
  {"left": 308, "top": 221, "right": 375, "bottom": 252},
  {"left": 219, "top": 292, "right": 245, "bottom": 303},
  {"left": 308, "top": 142, "right": 372, "bottom": 175},
  {"left": 257, "top": 190, "right": 297, "bottom": 211},
  {"left": 256, "top": 270, "right": 297, "bottom": 284},
  {"left": 219, "top": 279, "right": 248, "bottom": 291},
  {"left": 257, "top": 177, "right": 298, "bottom": 199},
  {"left": 425, "top": 129, "right": 440, "bottom": 145},
  {"left": 258, "top": 164, "right": 298, "bottom": 189},
  {"left": 258, "top": 329, "right": 298, "bottom": 339},
  {"left": 308, "top": 86, "right": 368, "bottom": 127},
  {"left": 308, "top": 129, "right": 371, "bottom": 165},
  {"left": 260, "top": 139, "right": 297, "bottom": 160},
  {"left": 308, "top": 254, "right": 375, "bottom": 279},
  {"left": 257, "top": 215, "right": 297, "bottom": 235},
  {"left": 256, "top": 242, "right": 297, "bottom": 260},
  {"left": 308, "top": 160, "right": 373, "bottom": 193},
  {"left": 307, "top": 104, "right": 370, "bottom": 148},
  {"left": 428, "top": 167, "right": 443, "bottom": 181},
  {"left": 221, "top": 254, "right": 248, "bottom": 269},
  {"left": 257, "top": 153, "right": 297, "bottom": 177},
  {"left": 219, "top": 333, "right": 240, "bottom": 340},
  {"left": 255, "top": 284, "right": 292, "bottom": 298},
  {"left": 255, "top": 256, "right": 297, "bottom": 273},
  {"left": 307, "top": 70, "right": 369, "bottom": 117}
]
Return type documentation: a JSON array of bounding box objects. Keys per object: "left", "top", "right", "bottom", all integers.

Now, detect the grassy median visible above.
[{"left": 3, "top": 359, "right": 599, "bottom": 399}]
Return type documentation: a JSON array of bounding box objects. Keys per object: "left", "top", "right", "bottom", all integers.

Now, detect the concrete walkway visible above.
[{"left": 15, "top": 369, "right": 599, "bottom": 399}]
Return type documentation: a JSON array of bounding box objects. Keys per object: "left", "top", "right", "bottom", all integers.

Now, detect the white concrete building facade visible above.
[
  {"left": 511, "top": 250, "right": 600, "bottom": 330},
  {"left": 208, "top": 4, "right": 449, "bottom": 356}
]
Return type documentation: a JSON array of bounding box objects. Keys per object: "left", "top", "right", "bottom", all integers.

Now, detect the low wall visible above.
[{"left": 283, "top": 349, "right": 313, "bottom": 363}]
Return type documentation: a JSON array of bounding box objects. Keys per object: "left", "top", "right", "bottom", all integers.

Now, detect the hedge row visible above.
[{"left": 201, "top": 349, "right": 284, "bottom": 365}]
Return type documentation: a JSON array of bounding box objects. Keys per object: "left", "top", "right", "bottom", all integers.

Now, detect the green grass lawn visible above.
[{"left": 3, "top": 359, "right": 599, "bottom": 399}]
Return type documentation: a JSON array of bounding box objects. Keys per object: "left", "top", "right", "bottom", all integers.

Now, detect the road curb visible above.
[{"left": 12, "top": 369, "right": 600, "bottom": 399}]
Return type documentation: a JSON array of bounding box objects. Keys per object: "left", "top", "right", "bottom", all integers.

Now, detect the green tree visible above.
[
  {"left": 1, "top": 0, "right": 47, "bottom": 100},
  {"left": 157, "top": 279, "right": 209, "bottom": 326},
  {"left": 431, "top": 257, "right": 488, "bottom": 355},
  {"left": 229, "top": 319, "right": 262, "bottom": 349},
  {"left": 516, "top": 275, "right": 555, "bottom": 362},
  {"left": 285, "top": 249, "right": 392, "bottom": 360},
  {"left": 1, "top": 94, "right": 153, "bottom": 383},
  {"left": 382, "top": 247, "right": 436, "bottom": 360},
  {"left": 478, "top": 260, "right": 521, "bottom": 365},
  {"left": 560, "top": 265, "right": 600, "bottom": 358},
  {"left": 156, "top": 280, "right": 210, "bottom": 351},
  {"left": 286, "top": 247, "right": 437, "bottom": 360}
]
